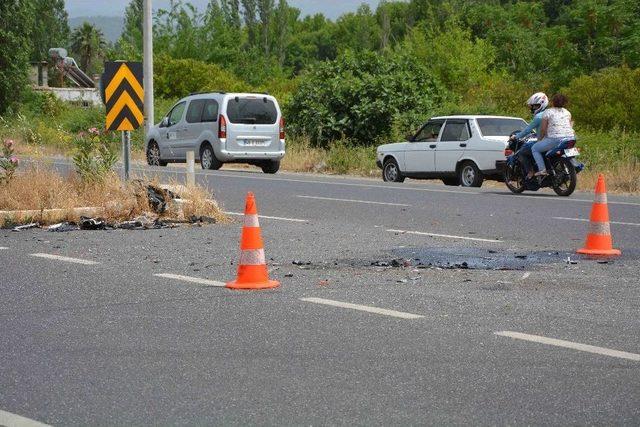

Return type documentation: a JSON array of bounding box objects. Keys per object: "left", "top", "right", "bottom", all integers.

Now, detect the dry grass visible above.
[
  {"left": 579, "top": 162, "right": 640, "bottom": 194},
  {"left": 0, "top": 166, "right": 227, "bottom": 227},
  {"left": 281, "top": 139, "right": 328, "bottom": 173}
]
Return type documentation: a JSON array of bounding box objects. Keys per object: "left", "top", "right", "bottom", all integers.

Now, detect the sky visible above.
[{"left": 65, "top": 0, "right": 382, "bottom": 20}]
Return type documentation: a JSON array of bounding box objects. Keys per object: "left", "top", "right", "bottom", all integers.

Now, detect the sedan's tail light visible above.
[
  {"left": 279, "top": 117, "right": 285, "bottom": 140},
  {"left": 218, "top": 115, "right": 227, "bottom": 139}
]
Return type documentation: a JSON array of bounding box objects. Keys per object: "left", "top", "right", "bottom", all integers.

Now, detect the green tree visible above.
[
  {"left": 257, "top": 0, "right": 274, "bottom": 55},
  {"left": 69, "top": 22, "right": 107, "bottom": 74},
  {"left": 401, "top": 21, "right": 496, "bottom": 96},
  {"left": 29, "top": 0, "right": 69, "bottom": 61},
  {"left": 333, "top": 4, "right": 380, "bottom": 52},
  {"left": 286, "top": 50, "right": 450, "bottom": 146},
  {"left": 0, "top": 0, "right": 34, "bottom": 115},
  {"left": 117, "top": 0, "right": 143, "bottom": 59},
  {"left": 563, "top": 66, "right": 640, "bottom": 132},
  {"left": 241, "top": 0, "right": 258, "bottom": 47}
]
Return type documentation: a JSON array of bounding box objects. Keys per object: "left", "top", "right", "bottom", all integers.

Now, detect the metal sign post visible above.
[{"left": 122, "top": 131, "right": 131, "bottom": 181}]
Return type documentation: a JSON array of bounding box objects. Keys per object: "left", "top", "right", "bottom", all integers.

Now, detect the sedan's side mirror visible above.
[
  {"left": 405, "top": 133, "right": 414, "bottom": 142},
  {"left": 160, "top": 117, "right": 169, "bottom": 128}
]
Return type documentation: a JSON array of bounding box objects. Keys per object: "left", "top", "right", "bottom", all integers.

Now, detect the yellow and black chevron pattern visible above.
[{"left": 103, "top": 62, "right": 144, "bottom": 131}]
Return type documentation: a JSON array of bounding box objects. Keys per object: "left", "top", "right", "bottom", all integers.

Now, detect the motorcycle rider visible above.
[{"left": 509, "top": 92, "right": 549, "bottom": 178}]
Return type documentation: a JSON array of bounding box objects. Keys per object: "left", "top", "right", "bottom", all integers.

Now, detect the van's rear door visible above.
[{"left": 224, "top": 96, "right": 280, "bottom": 153}]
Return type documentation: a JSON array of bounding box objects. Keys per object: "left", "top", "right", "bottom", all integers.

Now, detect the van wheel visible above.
[
  {"left": 261, "top": 160, "right": 280, "bottom": 174},
  {"left": 147, "top": 141, "right": 167, "bottom": 166},
  {"left": 200, "top": 144, "right": 222, "bottom": 170},
  {"left": 458, "top": 161, "right": 483, "bottom": 187},
  {"left": 383, "top": 158, "right": 405, "bottom": 183}
]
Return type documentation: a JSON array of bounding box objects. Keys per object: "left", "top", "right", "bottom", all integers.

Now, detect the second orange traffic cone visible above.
[
  {"left": 226, "top": 192, "right": 280, "bottom": 290},
  {"left": 577, "top": 174, "right": 621, "bottom": 256}
]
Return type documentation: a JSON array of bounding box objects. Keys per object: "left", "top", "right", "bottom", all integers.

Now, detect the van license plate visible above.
[
  {"left": 564, "top": 148, "right": 579, "bottom": 157},
  {"left": 242, "top": 140, "right": 267, "bottom": 147}
]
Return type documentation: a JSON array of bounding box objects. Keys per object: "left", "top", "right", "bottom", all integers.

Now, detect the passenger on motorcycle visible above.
[
  {"left": 532, "top": 93, "right": 575, "bottom": 177},
  {"left": 509, "top": 92, "right": 548, "bottom": 178}
]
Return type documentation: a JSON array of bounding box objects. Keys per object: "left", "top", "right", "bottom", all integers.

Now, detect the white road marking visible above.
[
  {"left": 0, "top": 409, "right": 51, "bottom": 427},
  {"left": 155, "top": 273, "right": 226, "bottom": 287},
  {"left": 553, "top": 217, "right": 640, "bottom": 226},
  {"left": 521, "top": 272, "right": 531, "bottom": 280},
  {"left": 300, "top": 297, "right": 424, "bottom": 319},
  {"left": 387, "top": 229, "right": 501, "bottom": 243},
  {"left": 495, "top": 331, "right": 640, "bottom": 361},
  {"left": 224, "top": 211, "right": 307, "bottom": 223},
  {"left": 297, "top": 195, "right": 411, "bottom": 207},
  {"left": 30, "top": 253, "right": 98, "bottom": 265},
  {"left": 0, "top": 246, "right": 8, "bottom": 250}
]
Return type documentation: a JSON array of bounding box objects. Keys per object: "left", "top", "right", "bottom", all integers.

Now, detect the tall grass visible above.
[{"left": 0, "top": 166, "right": 227, "bottom": 226}]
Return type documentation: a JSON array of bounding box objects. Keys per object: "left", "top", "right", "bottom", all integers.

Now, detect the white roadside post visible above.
[
  {"left": 186, "top": 151, "right": 195, "bottom": 187},
  {"left": 143, "top": 0, "right": 154, "bottom": 136}
]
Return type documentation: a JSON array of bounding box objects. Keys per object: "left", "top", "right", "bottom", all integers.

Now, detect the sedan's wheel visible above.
[
  {"left": 200, "top": 144, "right": 222, "bottom": 170},
  {"left": 383, "top": 158, "right": 405, "bottom": 183},
  {"left": 458, "top": 161, "right": 484, "bottom": 187},
  {"left": 146, "top": 141, "right": 167, "bottom": 166}
]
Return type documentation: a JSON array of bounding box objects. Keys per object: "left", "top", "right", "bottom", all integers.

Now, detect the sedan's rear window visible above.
[
  {"left": 226, "top": 97, "right": 278, "bottom": 124},
  {"left": 476, "top": 118, "right": 527, "bottom": 136}
]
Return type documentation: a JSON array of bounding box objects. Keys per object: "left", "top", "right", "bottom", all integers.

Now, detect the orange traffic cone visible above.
[
  {"left": 226, "top": 192, "right": 280, "bottom": 290},
  {"left": 577, "top": 174, "right": 621, "bottom": 256}
]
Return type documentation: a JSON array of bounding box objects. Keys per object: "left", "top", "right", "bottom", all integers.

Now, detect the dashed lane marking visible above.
[
  {"left": 300, "top": 297, "right": 424, "bottom": 319},
  {"left": 0, "top": 246, "right": 8, "bottom": 250},
  {"left": 495, "top": 331, "right": 640, "bottom": 361},
  {"left": 553, "top": 217, "right": 640, "bottom": 226},
  {"left": 387, "top": 229, "right": 502, "bottom": 243},
  {"left": 224, "top": 212, "right": 308, "bottom": 223},
  {"left": 0, "top": 409, "right": 51, "bottom": 427},
  {"left": 297, "top": 195, "right": 411, "bottom": 207},
  {"left": 30, "top": 253, "right": 98, "bottom": 265},
  {"left": 155, "top": 273, "right": 226, "bottom": 287}
]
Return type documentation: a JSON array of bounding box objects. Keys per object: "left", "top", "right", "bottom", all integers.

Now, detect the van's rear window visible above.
[
  {"left": 476, "top": 118, "right": 527, "bottom": 136},
  {"left": 226, "top": 97, "right": 278, "bottom": 124}
]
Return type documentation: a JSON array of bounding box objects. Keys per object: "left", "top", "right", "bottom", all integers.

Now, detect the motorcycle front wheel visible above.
[
  {"left": 552, "top": 158, "right": 577, "bottom": 196},
  {"left": 504, "top": 162, "right": 526, "bottom": 194}
]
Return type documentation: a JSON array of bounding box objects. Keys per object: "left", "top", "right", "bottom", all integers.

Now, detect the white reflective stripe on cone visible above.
[
  {"left": 594, "top": 193, "right": 608, "bottom": 204},
  {"left": 588, "top": 221, "right": 611, "bottom": 235},
  {"left": 240, "top": 248, "right": 266, "bottom": 265},
  {"left": 243, "top": 214, "right": 260, "bottom": 227}
]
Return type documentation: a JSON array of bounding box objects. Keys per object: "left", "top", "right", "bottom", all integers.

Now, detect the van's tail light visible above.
[
  {"left": 279, "top": 117, "right": 285, "bottom": 140},
  {"left": 218, "top": 115, "right": 227, "bottom": 139},
  {"left": 504, "top": 149, "right": 513, "bottom": 156}
]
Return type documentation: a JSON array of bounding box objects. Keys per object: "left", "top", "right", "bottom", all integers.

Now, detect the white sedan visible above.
[{"left": 376, "top": 115, "right": 528, "bottom": 187}]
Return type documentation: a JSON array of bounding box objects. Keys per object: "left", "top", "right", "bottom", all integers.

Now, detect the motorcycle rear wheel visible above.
[
  {"left": 504, "top": 163, "right": 526, "bottom": 194},
  {"left": 552, "top": 158, "right": 577, "bottom": 196}
]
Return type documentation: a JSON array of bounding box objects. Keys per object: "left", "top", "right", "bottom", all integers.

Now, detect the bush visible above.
[
  {"left": 563, "top": 67, "right": 640, "bottom": 132},
  {"left": 72, "top": 128, "right": 119, "bottom": 182},
  {"left": 0, "top": 139, "right": 19, "bottom": 183},
  {"left": 286, "top": 50, "right": 450, "bottom": 147},
  {"left": 154, "top": 55, "right": 249, "bottom": 99}
]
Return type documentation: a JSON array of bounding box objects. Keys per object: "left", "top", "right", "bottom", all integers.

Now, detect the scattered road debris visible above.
[{"left": 12, "top": 223, "right": 39, "bottom": 232}]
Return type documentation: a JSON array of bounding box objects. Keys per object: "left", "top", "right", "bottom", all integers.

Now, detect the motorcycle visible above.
[{"left": 504, "top": 133, "right": 583, "bottom": 196}]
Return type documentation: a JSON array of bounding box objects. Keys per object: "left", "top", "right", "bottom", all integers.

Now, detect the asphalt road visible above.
[{"left": 1, "top": 161, "right": 639, "bottom": 426}]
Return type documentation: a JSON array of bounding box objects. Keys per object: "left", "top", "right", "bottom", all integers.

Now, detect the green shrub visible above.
[
  {"left": 286, "top": 50, "right": 451, "bottom": 147},
  {"left": 154, "top": 55, "right": 249, "bottom": 99},
  {"left": 72, "top": 128, "right": 119, "bottom": 182},
  {"left": 326, "top": 140, "right": 377, "bottom": 175},
  {"left": 563, "top": 67, "right": 640, "bottom": 132}
]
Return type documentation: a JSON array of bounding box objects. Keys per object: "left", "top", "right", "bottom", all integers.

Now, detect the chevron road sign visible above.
[{"left": 102, "top": 62, "right": 144, "bottom": 131}]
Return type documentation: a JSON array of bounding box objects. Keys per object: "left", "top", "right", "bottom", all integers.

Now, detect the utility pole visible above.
[{"left": 143, "top": 0, "right": 154, "bottom": 136}]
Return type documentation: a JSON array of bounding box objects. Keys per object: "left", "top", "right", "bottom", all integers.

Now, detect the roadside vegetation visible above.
[{"left": 1, "top": 0, "right": 639, "bottom": 193}]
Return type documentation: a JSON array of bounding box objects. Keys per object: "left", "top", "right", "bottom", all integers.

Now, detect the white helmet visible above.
[{"left": 526, "top": 92, "right": 548, "bottom": 115}]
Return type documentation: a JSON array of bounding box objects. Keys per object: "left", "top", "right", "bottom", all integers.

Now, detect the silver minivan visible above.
[{"left": 145, "top": 92, "right": 285, "bottom": 173}]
